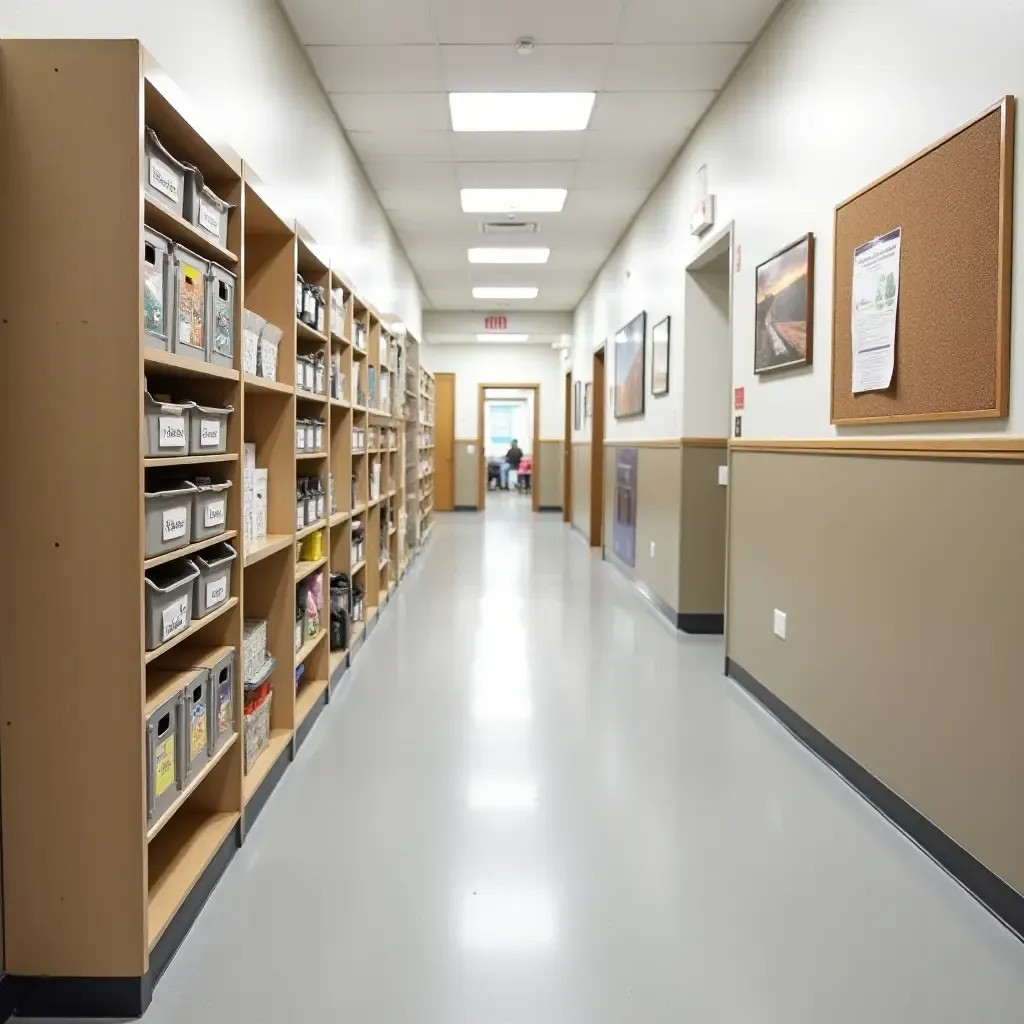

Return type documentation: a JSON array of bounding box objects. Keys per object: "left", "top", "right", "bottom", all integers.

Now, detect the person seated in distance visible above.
[{"left": 500, "top": 439, "right": 523, "bottom": 490}]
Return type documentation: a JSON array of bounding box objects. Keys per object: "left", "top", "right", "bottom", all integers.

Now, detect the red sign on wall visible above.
[
  {"left": 483, "top": 315, "right": 508, "bottom": 331},
  {"left": 734, "top": 386, "right": 745, "bottom": 410}
]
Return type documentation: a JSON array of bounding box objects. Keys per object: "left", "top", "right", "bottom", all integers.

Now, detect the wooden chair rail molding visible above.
[
  {"left": 729, "top": 437, "right": 1024, "bottom": 461},
  {"left": 602, "top": 437, "right": 729, "bottom": 448}
]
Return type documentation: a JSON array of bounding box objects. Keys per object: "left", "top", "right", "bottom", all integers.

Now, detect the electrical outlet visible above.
[
  {"left": 650, "top": 541, "right": 656, "bottom": 558},
  {"left": 773, "top": 609, "right": 787, "bottom": 640},
  {"left": 718, "top": 465, "right": 729, "bottom": 486}
]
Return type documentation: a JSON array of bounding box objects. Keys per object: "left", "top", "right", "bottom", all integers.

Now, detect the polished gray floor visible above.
[{"left": 91, "top": 499, "right": 1024, "bottom": 1019}]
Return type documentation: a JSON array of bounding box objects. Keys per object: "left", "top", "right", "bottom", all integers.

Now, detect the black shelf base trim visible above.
[
  {"left": 726, "top": 657, "right": 1024, "bottom": 944},
  {"left": 453, "top": 504, "right": 477, "bottom": 511},
  {"left": 245, "top": 741, "right": 291, "bottom": 835},
  {"left": 296, "top": 686, "right": 328, "bottom": 751}
]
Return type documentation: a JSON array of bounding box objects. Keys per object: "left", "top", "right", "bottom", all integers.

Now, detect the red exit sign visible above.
[{"left": 483, "top": 315, "right": 508, "bottom": 331}]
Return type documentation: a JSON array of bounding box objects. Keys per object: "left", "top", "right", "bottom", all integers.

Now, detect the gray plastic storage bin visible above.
[
  {"left": 145, "top": 129, "right": 188, "bottom": 217},
  {"left": 159, "top": 647, "right": 237, "bottom": 758},
  {"left": 192, "top": 542, "right": 236, "bottom": 617},
  {"left": 146, "top": 688, "right": 182, "bottom": 822},
  {"left": 144, "top": 481, "right": 197, "bottom": 559},
  {"left": 183, "top": 175, "right": 233, "bottom": 249},
  {"left": 206, "top": 264, "right": 236, "bottom": 367},
  {"left": 144, "top": 560, "right": 199, "bottom": 652},
  {"left": 181, "top": 671, "right": 211, "bottom": 780},
  {"left": 144, "top": 392, "right": 193, "bottom": 458},
  {"left": 192, "top": 478, "right": 232, "bottom": 541},
  {"left": 189, "top": 403, "right": 232, "bottom": 455},
  {"left": 144, "top": 228, "right": 174, "bottom": 351},
  {"left": 172, "top": 244, "right": 210, "bottom": 361}
]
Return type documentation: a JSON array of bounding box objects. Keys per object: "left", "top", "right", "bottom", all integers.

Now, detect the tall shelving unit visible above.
[
  {"left": 420, "top": 369, "right": 436, "bottom": 541},
  {"left": 0, "top": 40, "right": 422, "bottom": 1018}
]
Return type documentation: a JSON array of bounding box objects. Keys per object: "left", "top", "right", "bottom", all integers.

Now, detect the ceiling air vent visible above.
[{"left": 480, "top": 220, "right": 539, "bottom": 235}]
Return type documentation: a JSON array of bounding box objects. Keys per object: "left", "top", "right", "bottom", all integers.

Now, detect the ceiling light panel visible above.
[
  {"left": 449, "top": 92, "right": 595, "bottom": 132},
  {"left": 478, "top": 334, "right": 529, "bottom": 342},
  {"left": 472, "top": 287, "right": 538, "bottom": 300},
  {"left": 468, "top": 247, "right": 550, "bottom": 264},
  {"left": 461, "top": 188, "right": 566, "bottom": 213}
]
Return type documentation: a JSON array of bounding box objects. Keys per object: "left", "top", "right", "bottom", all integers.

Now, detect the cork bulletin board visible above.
[{"left": 831, "top": 97, "right": 1015, "bottom": 425}]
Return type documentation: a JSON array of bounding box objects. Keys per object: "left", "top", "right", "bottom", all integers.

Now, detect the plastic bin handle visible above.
[{"left": 145, "top": 560, "right": 200, "bottom": 593}]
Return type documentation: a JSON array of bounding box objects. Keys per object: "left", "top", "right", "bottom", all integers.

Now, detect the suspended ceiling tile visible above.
[
  {"left": 451, "top": 131, "right": 587, "bottom": 162},
  {"left": 281, "top": 0, "right": 441, "bottom": 45},
  {"left": 432, "top": 0, "right": 626, "bottom": 45},
  {"left": 619, "top": 0, "right": 780, "bottom": 44},
  {"left": 307, "top": 45, "right": 444, "bottom": 93},
  {"left": 605, "top": 43, "right": 749, "bottom": 91},
  {"left": 362, "top": 160, "right": 460, "bottom": 189},
  {"left": 439, "top": 43, "right": 612, "bottom": 92},
  {"left": 572, "top": 156, "right": 669, "bottom": 190},
  {"left": 329, "top": 92, "right": 450, "bottom": 132},
  {"left": 589, "top": 91, "right": 715, "bottom": 134},
  {"left": 347, "top": 130, "right": 454, "bottom": 161},
  {"left": 455, "top": 161, "right": 577, "bottom": 188}
]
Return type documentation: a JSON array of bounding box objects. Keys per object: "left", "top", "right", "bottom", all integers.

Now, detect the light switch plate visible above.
[
  {"left": 773, "top": 609, "right": 787, "bottom": 640},
  {"left": 650, "top": 541, "right": 656, "bottom": 558},
  {"left": 718, "top": 465, "right": 729, "bottom": 486}
]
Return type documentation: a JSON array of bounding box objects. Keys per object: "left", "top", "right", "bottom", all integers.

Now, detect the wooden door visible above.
[
  {"left": 435, "top": 372, "right": 455, "bottom": 510},
  {"left": 563, "top": 371, "right": 572, "bottom": 522},
  {"left": 590, "top": 348, "right": 605, "bottom": 548}
]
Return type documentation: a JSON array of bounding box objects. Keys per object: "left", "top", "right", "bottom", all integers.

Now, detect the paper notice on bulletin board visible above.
[{"left": 851, "top": 227, "right": 901, "bottom": 393}]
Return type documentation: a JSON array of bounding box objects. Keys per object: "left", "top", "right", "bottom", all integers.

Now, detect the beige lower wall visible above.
[
  {"left": 679, "top": 443, "right": 728, "bottom": 615},
  {"left": 537, "top": 440, "right": 563, "bottom": 509},
  {"left": 571, "top": 443, "right": 590, "bottom": 533},
  {"left": 727, "top": 449, "right": 1024, "bottom": 894},
  {"left": 454, "top": 441, "right": 479, "bottom": 508}
]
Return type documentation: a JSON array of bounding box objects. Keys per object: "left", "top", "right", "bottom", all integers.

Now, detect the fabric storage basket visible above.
[
  {"left": 144, "top": 129, "right": 188, "bottom": 217},
  {"left": 244, "top": 689, "right": 273, "bottom": 775},
  {"left": 192, "top": 478, "right": 232, "bottom": 541},
  {"left": 258, "top": 323, "right": 283, "bottom": 380},
  {"left": 192, "top": 542, "right": 237, "bottom": 618},
  {"left": 146, "top": 690, "right": 182, "bottom": 822},
  {"left": 206, "top": 264, "right": 236, "bottom": 367},
  {"left": 143, "top": 228, "right": 174, "bottom": 351},
  {"left": 181, "top": 671, "right": 211, "bottom": 780},
  {"left": 183, "top": 173, "right": 232, "bottom": 249},
  {"left": 172, "top": 243, "right": 210, "bottom": 361},
  {"left": 144, "top": 481, "right": 197, "bottom": 559},
  {"left": 144, "top": 560, "right": 199, "bottom": 652},
  {"left": 144, "top": 392, "right": 193, "bottom": 458},
  {"left": 189, "top": 403, "right": 232, "bottom": 455}
]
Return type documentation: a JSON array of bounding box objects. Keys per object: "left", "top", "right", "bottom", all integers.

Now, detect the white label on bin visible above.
[
  {"left": 161, "top": 506, "right": 188, "bottom": 541},
  {"left": 161, "top": 598, "right": 189, "bottom": 641},
  {"left": 206, "top": 575, "right": 228, "bottom": 607},
  {"left": 204, "top": 499, "right": 225, "bottom": 528},
  {"left": 199, "top": 419, "right": 221, "bottom": 447},
  {"left": 149, "top": 156, "right": 179, "bottom": 202},
  {"left": 198, "top": 200, "right": 221, "bottom": 237},
  {"left": 296, "top": 504, "right": 304, "bottom": 529},
  {"left": 158, "top": 416, "right": 187, "bottom": 449}
]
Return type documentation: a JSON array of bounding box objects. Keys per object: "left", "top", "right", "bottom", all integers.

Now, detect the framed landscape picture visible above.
[
  {"left": 754, "top": 233, "right": 814, "bottom": 374},
  {"left": 614, "top": 311, "right": 646, "bottom": 418},
  {"left": 651, "top": 315, "right": 670, "bottom": 395},
  {"left": 584, "top": 381, "right": 593, "bottom": 420}
]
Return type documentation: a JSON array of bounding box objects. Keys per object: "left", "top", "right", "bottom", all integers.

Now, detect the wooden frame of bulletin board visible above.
[{"left": 831, "top": 96, "right": 1015, "bottom": 425}]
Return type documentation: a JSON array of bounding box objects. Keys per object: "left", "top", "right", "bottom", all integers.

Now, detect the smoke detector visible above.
[{"left": 515, "top": 37, "right": 535, "bottom": 55}]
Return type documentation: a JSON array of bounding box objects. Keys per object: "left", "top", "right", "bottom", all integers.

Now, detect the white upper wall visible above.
[
  {"left": 423, "top": 344, "right": 565, "bottom": 438},
  {"left": 1, "top": 0, "right": 423, "bottom": 338},
  {"left": 572, "top": 0, "right": 1024, "bottom": 440}
]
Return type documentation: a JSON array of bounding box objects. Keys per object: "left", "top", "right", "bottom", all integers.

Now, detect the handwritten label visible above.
[
  {"left": 296, "top": 503, "right": 305, "bottom": 529},
  {"left": 199, "top": 419, "right": 221, "bottom": 448},
  {"left": 162, "top": 506, "right": 188, "bottom": 541},
  {"left": 149, "top": 156, "right": 179, "bottom": 202},
  {"left": 161, "top": 597, "right": 189, "bottom": 641},
  {"left": 206, "top": 575, "right": 227, "bottom": 608},
  {"left": 154, "top": 736, "right": 176, "bottom": 797},
  {"left": 198, "top": 200, "right": 221, "bottom": 237},
  {"left": 158, "top": 415, "right": 187, "bottom": 449},
  {"left": 204, "top": 500, "right": 225, "bottom": 528}
]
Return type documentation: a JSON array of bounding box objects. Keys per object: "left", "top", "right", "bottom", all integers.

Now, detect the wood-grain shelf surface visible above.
[
  {"left": 330, "top": 397, "right": 351, "bottom": 409},
  {"left": 296, "top": 451, "right": 328, "bottom": 461},
  {"left": 351, "top": 560, "right": 366, "bottom": 574},
  {"left": 144, "top": 597, "right": 238, "bottom": 664},
  {"left": 295, "top": 556, "right": 327, "bottom": 582},
  {"left": 296, "top": 388, "right": 328, "bottom": 404},
  {"left": 329, "top": 649, "right": 347, "bottom": 674},
  {"left": 144, "top": 195, "right": 239, "bottom": 266},
  {"left": 296, "top": 319, "right": 329, "bottom": 346},
  {"left": 243, "top": 373, "right": 293, "bottom": 396},
  {"left": 148, "top": 809, "right": 239, "bottom": 950},
  {"left": 295, "top": 628, "right": 327, "bottom": 668},
  {"left": 296, "top": 518, "right": 326, "bottom": 541},
  {"left": 144, "top": 530, "right": 238, "bottom": 571},
  {"left": 144, "top": 348, "right": 240, "bottom": 382},
  {"left": 242, "top": 729, "right": 291, "bottom": 806},
  {"left": 144, "top": 453, "right": 239, "bottom": 468},
  {"left": 329, "top": 511, "right": 350, "bottom": 527},
  {"left": 243, "top": 534, "right": 292, "bottom": 567},
  {"left": 295, "top": 678, "right": 328, "bottom": 727}
]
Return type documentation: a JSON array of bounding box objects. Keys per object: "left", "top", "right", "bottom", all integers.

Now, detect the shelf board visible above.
[
  {"left": 296, "top": 518, "right": 326, "bottom": 541},
  {"left": 295, "top": 556, "right": 327, "bottom": 583},
  {"left": 144, "top": 453, "right": 238, "bottom": 469},
  {"left": 243, "top": 373, "right": 293, "bottom": 396},
  {"left": 378, "top": 587, "right": 388, "bottom": 605},
  {"left": 243, "top": 729, "right": 291, "bottom": 806},
  {"left": 296, "top": 451, "right": 327, "bottom": 461},
  {"left": 329, "top": 511, "right": 350, "bottom": 527},
  {"left": 144, "top": 597, "right": 238, "bottom": 665},
  {"left": 387, "top": 527, "right": 397, "bottom": 537},
  {"left": 329, "top": 649, "right": 347, "bottom": 675},
  {"left": 352, "top": 503, "right": 367, "bottom": 516},
  {"left": 144, "top": 349, "right": 239, "bottom": 382},
  {"left": 296, "top": 388, "right": 328, "bottom": 406},
  {"left": 244, "top": 534, "right": 293, "bottom": 567},
  {"left": 296, "top": 678, "right": 328, "bottom": 728},
  {"left": 351, "top": 560, "right": 366, "bottom": 574},
  {"left": 352, "top": 347, "right": 367, "bottom": 360},
  {"left": 296, "top": 319, "right": 329, "bottom": 346},
  {"left": 144, "top": 195, "right": 238, "bottom": 266},
  {"left": 148, "top": 808, "right": 239, "bottom": 950},
  {"left": 368, "top": 496, "right": 382, "bottom": 508},
  {"left": 331, "top": 331, "right": 351, "bottom": 346},
  {"left": 144, "top": 530, "right": 237, "bottom": 571},
  {"left": 349, "top": 621, "right": 365, "bottom": 646},
  {"left": 330, "top": 397, "right": 351, "bottom": 409},
  {"left": 146, "top": 733, "right": 239, "bottom": 844},
  {"left": 387, "top": 489, "right": 397, "bottom": 498},
  {"left": 420, "top": 444, "right": 435, "bottom": 450},
  {"left": 296, "top": 628, "right": 327, "bottom": 668}
]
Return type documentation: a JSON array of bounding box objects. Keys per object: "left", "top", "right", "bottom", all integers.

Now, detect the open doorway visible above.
[
  {"left": 589, "top": 346, "right": 605, "bottom": 548},
  {"left": 477, "top": 383, "right": 541, "bottom": 513}
]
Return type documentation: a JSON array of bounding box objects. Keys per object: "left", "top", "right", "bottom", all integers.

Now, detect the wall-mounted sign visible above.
[
  {"left": 689, "top": 195, "right": 715, "bottom": 237},
  {"left": 484, "top": 315, "right": 508, "bottom": 331},
  {"left": 734, "top": 386, "right": 745, "bottom": 410}
]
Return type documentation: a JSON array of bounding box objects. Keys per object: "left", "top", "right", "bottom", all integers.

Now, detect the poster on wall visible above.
[
  {"left": 754, "top": 233, "right": 814, "bottom": 374},
  {"left": 651, "top": 316, "right": 671, "bottom": 396},
  {"left": 584, "top": 382, "right": 593, "bottom": 420},
  {"left": 851, "top": 227, "right": 901, "bottom": 392},
  {"left": 614, "top": 312, "right": 646, "bottom": 418},
  {"left": 613, "top": 447, "right": 639, "bottom": 568},
  {"left": 573, "top": 381, "right": 582, "bottom": 430}
]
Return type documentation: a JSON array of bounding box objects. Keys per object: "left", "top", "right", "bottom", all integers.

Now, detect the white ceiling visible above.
[{"left": 279, "top": 0, "right": 779, "bottom": 317}]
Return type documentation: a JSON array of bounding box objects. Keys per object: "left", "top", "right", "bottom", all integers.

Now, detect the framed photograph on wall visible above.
[
  {"left": 573, "top": 380, "right": 582, "bottom": 430},
  {"left": 584, "top": 382, "right": 593, "bottom": 420},
  {"left": 651, "top": 315, "right": 670, "bottom": 396},
  {"left": 614, "top": 311, "right": 646, "bottom": 418},
  {"left": 754, "top": 233, "right": 815, "bottom": 374}
]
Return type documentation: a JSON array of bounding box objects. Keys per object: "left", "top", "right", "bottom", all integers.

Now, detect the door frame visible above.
[
  {"left": 563, "top": 369, "right": 572, "bottom": 522},
  {"left": 477, "top": 382, "right": 542, "bottom": 512},
  {"left": 434, "top": 372, "right": 456, "bottom": 511},
  {"left": 590, "top": 346, "right": 606, "bottom": 549}
]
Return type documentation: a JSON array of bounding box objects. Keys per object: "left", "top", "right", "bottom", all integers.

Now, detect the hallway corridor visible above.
[{"left": 138, "top": 512, "right": 1024, "bottom": 1023}]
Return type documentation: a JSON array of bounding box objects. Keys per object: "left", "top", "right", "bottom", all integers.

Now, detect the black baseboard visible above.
[
  {"left": 328, "top": 649, "right": 349, "bottom": 696},
  {"left": 677, "top": 612, "right": 724, "bottom": 634},
  {"left": 726, "top": 657, "right": 1024, "bottom": 943},
  {"left": 295, "top": 684, "right": 328, "bottom": 751},
  {"left": 453, "top": 504, "right": 478, "bottom": 511},
  {"left": 0, "top": 976, "right": 13, "bottom": 1024},
  {"left": 245, "top": 741, "right": 292, "bottom": 835},
  {"left": 537, "top": 504, "right": 561, "bottom": 512}
]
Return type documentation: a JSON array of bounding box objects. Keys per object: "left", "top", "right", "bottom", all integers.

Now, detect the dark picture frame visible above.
[
  {"left": 651, "top": 315, "right": 670, "bottom": 396},
  {"left": 614, "top": 311, "right": 646, "bottom": 419},
  {"left": 584, "top": 381, "right": 593, "bottom": 420},
  {"left": 754, "top": 233, "right": 815, "bottom": 374},
  {"left": 573, "top": 380, "right": 582, "bottom": 430}
]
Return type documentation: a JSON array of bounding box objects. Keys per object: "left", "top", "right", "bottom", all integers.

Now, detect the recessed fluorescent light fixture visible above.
[
  {"left": 461, "top": 189, "right": 566, "bottom": 214},
  {"left": 472, "top": 287, "right": 538, "bottom": 300},
  {"left": 450, "top": 92, "right": 595, "bottom": 132},
  {"left": 468, "top": 247, "right": 550, "bottom": 264},
  {"left": 478, "top": 333, "right": 529, "bottom": 342}
]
